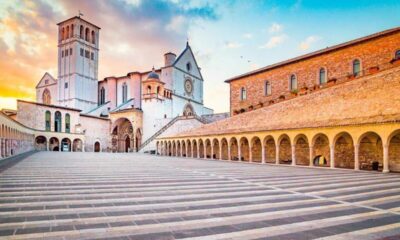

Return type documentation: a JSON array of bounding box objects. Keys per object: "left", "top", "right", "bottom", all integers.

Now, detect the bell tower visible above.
[{"left": 56, "top": 16, "right": 100, "bottom": 112}]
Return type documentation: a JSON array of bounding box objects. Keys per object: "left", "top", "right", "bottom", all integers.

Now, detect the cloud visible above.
[
  {"left": 243, "top": 33, "right": 253, "bottom": 39},
  {"left": 224, "top": 41, "right": 242, "bottom": 49},
  {"left": 260, "top": 35, "right": 287, "bottom": 49},
  {"left": 299, "top": 35, "right": 321, "bottom": 50},
  {"left": 166, "top": 15, "right": 186, "bottom": 33},
  {"left": 268, "top": 22, "right": 283, "bottom": 34}
]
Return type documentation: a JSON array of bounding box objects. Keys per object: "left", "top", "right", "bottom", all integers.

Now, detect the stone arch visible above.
[
  {"left": 205, "top": 139, "right": 212, "bottom": 158},
  {"left": 358, "top": 132, "right": 383, "bottom": 171},
  {"left": 278, "top": 134, "right": 291, "bottom": 164},
  {"left": 42, "top": 89, "right": 51, "bottom": 105},
  {"left": 183, "top": 103, "right": 195, "bottom": 117},
  {"left": 181, "top": 140, "right": 187, "bottom": 157},
  {"left": 312, "top": 133, "right": 330, "bottom": 167},
  {"left": 239, "top": 137, "right": 250, "bottom": 161},
  {"left": 263, "top": 136, "right": 276, "bottom": 163},
  {"left": 73, "top": 139, "right": 83, "bottom": 152},
  {"left": 61, "top": 138, "right": 71, "bottom": 152},
  {"left": 35, "top": 136, "right": 47, "bottom": 151},
  {"left": 388, "top": 129, "right": 400, "bottom": 172},
  {"left": 334, "top": 132, "right": 354, "bottom": 169},
  {"left": 212, "top": 138, "right": 220, "bottom": 159},
  {"left": 198, "top": 139, "right": 204, "bottom": 158},
  {"left": 294, "top": 134, "right": 309, "bottom": 166},
  {"left": 111, "top": 118, "right": 133, "bottom": 153},
  {"left": 186, "top": 140, "right": 192, "bottom": 157},
  {"left": 221, "top": 138, "right": 229, "bottom": 160},
  {"left": 230, "top": 137, "right": 239, "bottom": 161},
  {"left": 85, "top": 27, "right": 90, "bottom": 41},
  {"left": 251, "top": 136, "right": 262, "bottom": 162},
  {"left": 49, "top": 137, "right": 59, "bottom": 151}
]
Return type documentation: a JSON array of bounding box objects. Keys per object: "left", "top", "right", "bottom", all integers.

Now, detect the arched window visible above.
[
  {"left": 91, "top": 30, "right": 95, "bottom": 44},
  {"left": 319, "top": 68, "right": 327, "bottom": 84},
  {"left": 147, "top": 85, "right": 151, "bottom": 94},
  {"left": 66, "top": 26, "right": 69, "bottom": 39},
  {"left": 45, "top": 111, "right": 51, "bottom": 131},
  {"left": 353, "top": 59, "right": 361, "bottom": 76},
  {"left": 183, "top": 104, "right": 194, "bottom": 116},
  {"left": 80, "top": 25, "right": 84, "bottom": 39},
  {"left": 186, "top": 62, "right": 192, "bottom": 71},
  {"left": 70, "top": 24, "right": 74, "bottom": 38},
  {"left": 240, "top": 87, "right": 247, "bottom": 100},
  {"left": 265, "top": 81, "right": 271, "bottom": 96},
  {"left": 156, "top": 86, "right": 160, "bottom": 95},
  {"left": 99, "top": 87, "right": 105, "bottom": 105},
  {"left": 54, "top": 111, "right": 62, "bottom": 132},
  {"left": 85, "top": 28, "right": 90, "bottom": 42},
  {"left": 122, "top": 83, "right": 128, "bottom": 103},
  {"left": 42, "top": 89, "right": 51, "bottom": 105},
  {"left": 395, "top": 50, "right": 400, "bottom": 60},
  {"left": 290, "top": 74, "right": 297, "bottom": 90},
  {"left": 65, "top": 114, "right": 70, "bottom": 133}
]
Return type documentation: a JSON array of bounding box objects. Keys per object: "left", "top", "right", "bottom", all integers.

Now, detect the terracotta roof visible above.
[
  {"left": 165, "top": 66, "right": 400, "bottom": 138},
  {"left": 225, "top": 26, "right": 400, "bottom": 83},
  {"left": 17, "top": 100, "right": 82, "bottom": 112}
]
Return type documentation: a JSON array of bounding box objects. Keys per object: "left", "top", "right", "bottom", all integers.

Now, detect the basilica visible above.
[{"left": 4, "top": 16, "right": 218, "bottom": 153}]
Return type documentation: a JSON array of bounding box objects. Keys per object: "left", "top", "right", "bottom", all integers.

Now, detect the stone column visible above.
[
  {"left": 185, "top": 144, "right": 188, "bottom": 157},
  {"left": 291, "top": 145, "right": 296, "bottom": 166},
  {"left": 211, "top": 144, "right": 214, "bottom": 159},
  {"left": 275, "top": 145, "right": 280, "bottom": 164},
  {"left": 309, "top": 146, "right": 314, "bottom": 166},
  {"left": 383, "top": 144, "right": 389, "bottom": 173},
  {"left": 47, "top": 140, "right": 49, "bottom": 151},
  {"left": 261, "top": 141, "right": 265, "bottom": 164},
  {"left": 0, "top": 138, "right": 3, "bottom": 158},
  {"left": 204, "top": 145, "right": 207, "bottom": 159},
  {"left": 238, "top": 144, "right": 242, "bottom": 162},
  {"left": 82, "top": 141, "right": 85, "bottom": 152},
  {"left": 197, "top": 145, "right": 200, "bottom": 158},
  {"left": 228, "top": 144, "right": 231, "bottom": 161},
  {"left": 219, "top": 144, "right": 222, "bottom": 160},
  {"left": 354, "top": 144, "right": 360, "bottom": 170},
  {"left": 330, "top": 145, "right": 335, "bottom": 168},
  {"left": 249, "top": 143, "right": 253, "bottom": 163}
]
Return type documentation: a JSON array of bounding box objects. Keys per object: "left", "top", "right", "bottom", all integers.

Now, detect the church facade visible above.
[{"left": 8, "top": 16, "right": 214, "bottom": 153}]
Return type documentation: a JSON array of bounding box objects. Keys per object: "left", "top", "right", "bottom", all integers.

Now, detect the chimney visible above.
[{"left": 164, "top": 52, "right": 176, "bottom": 67}]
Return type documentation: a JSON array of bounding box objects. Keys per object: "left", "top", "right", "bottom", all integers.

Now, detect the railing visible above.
[
  {"left": 111, "top": 98, "right": 134, "bottom": 112},
  {"left": 138, "top": 116, "right": 180, "bottom": 151}
]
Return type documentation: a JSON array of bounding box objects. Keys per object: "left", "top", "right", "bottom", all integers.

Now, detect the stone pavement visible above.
[{"left": 0, "top": 152, "right": 400, "bottom": 240}]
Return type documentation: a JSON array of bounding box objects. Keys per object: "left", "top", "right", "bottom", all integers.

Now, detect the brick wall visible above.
[{"left": 229, "top": 30, "right": 400, "bottom": 115}]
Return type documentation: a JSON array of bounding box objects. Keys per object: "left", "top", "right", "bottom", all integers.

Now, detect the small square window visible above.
[
  {"left": 91, "top": 52, "right": 94, "bottom": 60},
  {"left": 80, "top": 48, "right": 83, "bottom": 56},
  {"left": 45, "top": 80, "right": 49, "bottom": 85},
  {"left": 65, "top": 50, "right": 68, "bottom": 56},
  {"left": 65, "top": 82, "right": 68, "bottom": 88},
  {"left": 85, "top": 50, "right": 89, "bottom": 58}
]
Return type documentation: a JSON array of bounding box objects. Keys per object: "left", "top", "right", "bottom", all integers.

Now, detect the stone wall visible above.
[{"left": 229, "top": 30, "right": 400, "bottom": 115}]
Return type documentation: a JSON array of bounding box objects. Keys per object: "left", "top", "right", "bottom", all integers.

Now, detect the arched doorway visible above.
[
  {"left": 264, "top": 136, "right": 276, "bottom": 163},
  {"left": 221, "top": 138, "right": 228, "bottom": 160},
  {"left": 359, "top": 132, "right": 383, "bottom": 171},
  {"left": 192, "top": 140, "right": 198, "bottom": 158},
  {"left": 72, "top": 139, "right": 83, "bottom": 152},
  {"left": 278, "top": 135, "right": 291, "bottom": 164},
  {"left": 183, "top": 103, "right": 195, "bottom": 116},
  {"left": 54, "top": 111, "right": 62, "bottom": 132},
  {"left": 212, "top": 139, "right": 220, "bottom": 159},
  {"left": 125, "top": 135, "right": 131, "bottom": 152},
  {"left": 198, "top": 139, "right": 204, "bottom": 158},
  {"left": 205, "top": 139, "right": 211, "bottom": 158},
  {"left": 61, "top": 138, "right": 71, "bottom": 152},
  {"left": 251, "top": 137, "right": 262, "bottom": 162},
  {"left": 49, "top": 137, "right": 59, "bottom": 151},
  {"left": 334, "top": 132, "right": 354, "bottom": 169},
  {"left": 240, "top": 137, "right": 250, "bottom": 161},
  {"left": 295, "top": 134, "right": 309, "bottom": 166},
  {"left": 35, "top": 136, "right": 47, "bottom": 151},
  {"left": 389, "top": 130, "right": 400, "bottom": 172},
  {"left": 313, "top": 134, "right": 330, "bottom": 167},
  {"left": 230, "top": 138, "right": 239, "bottom": 161},
  {"left": 94, "top": 142, "right": 101, "bottom": 152},
  {"left": 111, "top": 118, "right": 133, "bottom": 152}
]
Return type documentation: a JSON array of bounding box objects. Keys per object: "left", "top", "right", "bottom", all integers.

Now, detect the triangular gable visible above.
[
  {"left": 173, "top": 43, "right": 204, "bottom": 80},
  {"left": 35, "top": 72, "right": 57, "bottom": 89}
]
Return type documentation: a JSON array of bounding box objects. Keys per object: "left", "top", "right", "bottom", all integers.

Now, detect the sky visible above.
[{"left": 0, "top": 0, "right": 399, "bottom": 113}]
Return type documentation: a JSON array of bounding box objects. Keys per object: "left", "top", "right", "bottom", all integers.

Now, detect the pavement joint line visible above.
[{"left": 175, "top": 167, "right": 400, "bottom": 216}]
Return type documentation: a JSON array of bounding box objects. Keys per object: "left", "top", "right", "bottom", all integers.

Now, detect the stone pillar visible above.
[
  {"left": 204, "top": 145, "right": 207, "bottom": 159},
  {"left": 309, "top": 146, "right": 314, "bottom": 166},
  {"left": 0, "top": 138, "right": 3, "bottom": 158},
  {"left": 261, "top": 141, "right": 265, "bottom": 164},
  {"left": 383, "top": 144, "right": 389, "bottom": 173},
  {"left": 47, "top": 140, "right": 49, "bottom": 151},
  {"left": 249, "top": 143, "right": 253, "bottom": 163},
  {"left": 228, "top": 144, "right": 231, "bottom": 161},
  {"left": 82, "top": 141, "right": 85, "bottom": 152},
  {"left": 197, "top": 145, "right": 200, "bottom": 158},
  {"left": 291, "top": 145, "right": 296, "bottom": 166},
  {"left": 275, "top": 145, "right": 280, "bottom": 164},
  {"left": 185, "top": 144, "right": 188, "bottom": 157},
  {"left": 211, "top": 144, "right": 214, "bottom": 159},
  {"left": 238, "top": 144, "right": 242, "bottom": 162},
  {"left": 330, "top": 145, "right": 335, "bottom": 168},
  {"left": 219, "top": 144, "right": 222, "bottom": 160},
  {"left": 354, "top": 144, "right": 360, "bottom": 171}
]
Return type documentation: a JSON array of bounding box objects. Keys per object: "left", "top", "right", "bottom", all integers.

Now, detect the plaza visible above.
[{"left": 0, "top": 152, "right": 400, "bottom": 239}]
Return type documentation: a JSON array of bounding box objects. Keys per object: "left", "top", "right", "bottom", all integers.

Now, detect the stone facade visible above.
[{"left": 227, "top": 28, "right": 400, "bottom": 115}]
